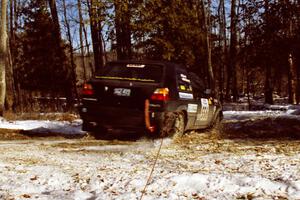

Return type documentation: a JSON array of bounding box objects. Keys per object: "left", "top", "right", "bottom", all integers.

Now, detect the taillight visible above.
[
  {"left": 151, "top": 88, "right": 169, "bottom": 101},
  {"left": 82, "top": 83, "right": 94, "bottom": 95}
]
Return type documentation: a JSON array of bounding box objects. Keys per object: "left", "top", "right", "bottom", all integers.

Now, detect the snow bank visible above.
[
  {"left": 0, "top": 117, "right": 85, "bottom": 136},
  {"left": 223, "top": 107, "right": 300, "bottom": 138},
  {"left": 223, "top": 104, "right": 300, "bottom": 120},
  {"left": 223, "top": 110, "right": 285, "bottom": 121}
]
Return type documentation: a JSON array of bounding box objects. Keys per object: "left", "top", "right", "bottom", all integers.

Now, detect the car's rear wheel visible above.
[
  {"left": 158, "top": 112, "right": 185, "bottom": 138},
  {"left": 172, "top": 112, "right": 186, "bottom": 138}
]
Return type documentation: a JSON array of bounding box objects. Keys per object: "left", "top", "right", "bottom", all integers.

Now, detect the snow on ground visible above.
[
  {"left": 0, "top": 118, "right": 85, "bottom": 136},
  {"left": 0, "top": 135, "right": 300, "bottom": 200},
  {"left": 0, "top": 105, "right": 299, "bottom": 199}
]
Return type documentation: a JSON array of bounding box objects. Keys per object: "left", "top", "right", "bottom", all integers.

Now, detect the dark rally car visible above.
[{"left": 79, "top": 60, "right": 222, "bottom": 137}]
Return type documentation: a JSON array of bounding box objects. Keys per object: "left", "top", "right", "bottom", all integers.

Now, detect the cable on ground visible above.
[{"left": 139, "top": 137, "right": 164, "bottom": 200}]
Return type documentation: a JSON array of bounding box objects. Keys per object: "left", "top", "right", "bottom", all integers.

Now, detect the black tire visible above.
[
  {"left": 211, "top": 112, "right": 221, "bottom": 129},
  {"left": 88, "top": 127, "right": 108, "bottom": 139},
  {"left": 82, "top": 120, "right": 91, "bottom": 131},
  {"left": 159, "top": 112, "right": 186, "bottom": 138},
  {"left": 172, "top": 112, "right": 186, "bottom": 138}
]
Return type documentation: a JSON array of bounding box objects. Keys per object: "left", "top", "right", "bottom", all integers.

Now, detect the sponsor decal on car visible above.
[
  {"left": 180, "top": 85, "right": 186, "bottom": 90},
  {"left": 187, "top": 104, "right": 198, "bottom": 113},
  {"left": 179, "top": 92, "right": 194, "bottom": 99},
  {"left": 196, "top": 98, "right": 209, "bottom": 121},
  {"left": 126, "top": 64, "right": 145, "bottom": 68},
  {"left": 180, "top": 74, "right": 191, "bottom": 83}
]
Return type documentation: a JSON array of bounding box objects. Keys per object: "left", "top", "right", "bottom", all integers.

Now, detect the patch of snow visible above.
[
  {"left": 223, "top": 110, "right": 284, "bottom": 120},
  {"left": 0, "top": 118, "right": 85, "bottom": 135},
  {"left": 172, "top": 174, "right": 290, "bottom": 199},
  {"left": 224, "top": 104, "right": 300, "bottom": 121},
  {"left": 74, "top": 191, "right": 94, "bottom": 200},
  {"left": 265, "top": 104, "right": 290, "bottom": 111}
]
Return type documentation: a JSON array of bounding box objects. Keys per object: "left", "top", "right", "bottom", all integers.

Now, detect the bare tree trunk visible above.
[
  {"left": 114, "top": 0, "right": 132, "bottom": 60},
  {"left": 282, "top": 0, "right": 298, "bottom": 104},
  {"left": 86, "top": 0, "right": 104, "bottom": 71},
  {"left": 297, "top": 60, "right": 300, "bottom": 104},
  {"left": 62, "top": 0, "right": 78, "bottom": 109},
  {"left": 48, "top": 0, "right": 61, "bottom": 44},
  {"left": 80, "top": 7, "right": 93, "bottom": 76},
  {"left": 246, "top": 67, "right": 251, "bottom": 110},
  {"left": 6, "top": 0, "right": 16, "bottom": 112},
  {"left": 203, "top": 0, "right": 214, "bottom": 92},
  {"left": 0, "top": 0, "right": 8, "bottom": 115},
  {"left": 228, "top": 0, "right": 238, "bottom": 102},
  {"left": 13, "top": 0, "right": 22, "bottom": 112},
  {"left": 288, "top": 53, "right": 297, "bottom": 104},
  {"left": 6, "top": 37, "right": 15, "bottom": 112},
  {"left": 264, "top": 0, "right": 273, "bottom": 104},
  {"left": 218, "top": 0, "right": 227, "bottom": 102},
  {"left": 77, "top": 0, "right": 87, "bottom": 81},
  {"left": 265, "top": 64, "right": 273, "bottom": 104},
  {"left": 83, "top": 24, "right": 94, "bottom": 76}
]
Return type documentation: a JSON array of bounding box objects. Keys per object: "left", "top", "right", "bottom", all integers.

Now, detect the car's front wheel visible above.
[
  {"left": 211, "top": 111, "right": 222, "bottom": 129},
  {"left": 82, "top": 120, "right": 92, "bottom": 132}
]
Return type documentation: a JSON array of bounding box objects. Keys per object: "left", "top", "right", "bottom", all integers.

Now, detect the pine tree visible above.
[{"left": 17, "top": 0, "right": 70, "bottom": 95}]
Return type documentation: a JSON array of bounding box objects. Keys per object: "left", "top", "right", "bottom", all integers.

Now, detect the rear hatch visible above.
[{"left": 90, "top": 62, "right": 165, "bottom": 111}]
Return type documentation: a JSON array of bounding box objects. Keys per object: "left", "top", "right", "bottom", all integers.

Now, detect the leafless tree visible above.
[
  {"left": 227, "top": 0, "right": 238, "bottom": 102},
  {"left": 0, "top": 0, "right": 7, "bottom": 115}
]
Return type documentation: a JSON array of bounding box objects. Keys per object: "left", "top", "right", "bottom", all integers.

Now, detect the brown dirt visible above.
[{"left": 0, "top": 129, "right": 30, "bottom": 140}]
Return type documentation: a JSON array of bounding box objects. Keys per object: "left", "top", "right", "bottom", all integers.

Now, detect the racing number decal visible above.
[{"left": 196, "top": 98, "right": 209, "bottom": 121}]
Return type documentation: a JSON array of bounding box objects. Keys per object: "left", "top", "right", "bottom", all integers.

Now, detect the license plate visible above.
[{"left": 114, "top": 88, "right": 131, "bottom": 96}]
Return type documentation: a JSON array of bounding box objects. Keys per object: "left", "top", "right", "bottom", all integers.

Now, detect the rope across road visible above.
[{"left": 139, "top": 138, "right": 164, "bottom": 200}]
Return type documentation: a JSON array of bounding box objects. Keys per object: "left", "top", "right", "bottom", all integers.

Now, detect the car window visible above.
[
  {"left": 176, "top": 71, "right": 193, "bottom": 93},
  {"left": 95, "top": 63, "right": 164, "bottom": 83},
  {"left": 188, "top": 72, "right": 207, "bottom": 98}
]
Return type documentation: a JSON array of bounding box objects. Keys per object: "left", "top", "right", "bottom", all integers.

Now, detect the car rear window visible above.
[{"left": 95, "top": 63, "right": 164, "bottom": 83}]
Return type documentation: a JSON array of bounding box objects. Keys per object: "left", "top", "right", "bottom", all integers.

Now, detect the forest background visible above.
[{"left": 0, "top": 0, "right": 299, "bottom": 114}]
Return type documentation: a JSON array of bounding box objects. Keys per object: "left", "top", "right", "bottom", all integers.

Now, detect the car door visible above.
[
  {"left": 173, "top": 68, "right": 200, "bottom": 130},
  {"left": 172, "top": 67, "right": 215, "bottom": 130},
  {"left": 192, "top": 97, "right": 210, "bottom": 128}
]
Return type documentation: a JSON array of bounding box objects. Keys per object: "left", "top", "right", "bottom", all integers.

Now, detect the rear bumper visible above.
[{"left": 79, "top": 104, "right": 164, "bottom": 133}]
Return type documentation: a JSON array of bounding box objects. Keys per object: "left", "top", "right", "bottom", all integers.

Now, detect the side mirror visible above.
[{"left": 204, "top": 89, "right": 211, "bottom": 95}]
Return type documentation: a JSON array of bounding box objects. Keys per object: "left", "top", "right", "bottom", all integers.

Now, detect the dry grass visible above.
[
  {"left": 172, "top": 128, "right": 300, "bottom": 157},
  {"left": 0, "top": 129, "right": 30, "bottom": 140},
  {"left": 3, "top": 111, "right": 79, "bottom": 122},
  {"left": 50, "top": 140, "right": 133, "bottom": 149}
]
